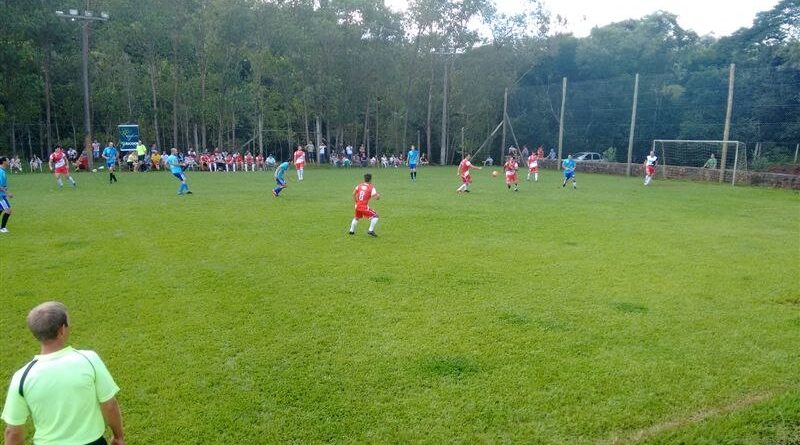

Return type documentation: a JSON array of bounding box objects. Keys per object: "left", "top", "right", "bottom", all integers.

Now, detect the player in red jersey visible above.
[
  {"left": 349, "top": 173, "right": 380, "bottom": 237},
  {"left": 504, "top": 156, "right": 520, "bottom": 191},
  {"left": 232, "top": 152, "right": 243, "bottom": 172},
  {"left": 48, "top": 146, "right": 76, "bottom": 189},
  {"left": 293, "top": 145, "right": 305, "bottom": 181},
  {"left": 255, "top": 153, "right": 264, "bottom": 171},
  {"left": 243, "top": 152, "right": 254, "bottom": 172},
  {"left": 527, "top": 152, "right": 540, "bottom": 182},
  {"left": 456, "top": 154, "right": 482, "bottom": 193}
]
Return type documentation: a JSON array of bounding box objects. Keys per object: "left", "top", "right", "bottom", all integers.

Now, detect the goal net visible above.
[{"left": 652, "top": 140, "right": 748, "bottom": 185}]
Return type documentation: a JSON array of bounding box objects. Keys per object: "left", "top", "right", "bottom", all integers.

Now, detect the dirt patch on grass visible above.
[{"left": 596, "top": 392, "right": 774, "bottom": 445}]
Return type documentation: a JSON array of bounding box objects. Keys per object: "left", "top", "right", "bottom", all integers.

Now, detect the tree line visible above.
[{"left": 0, "top": 0, "right": 797, "bottom": 165}]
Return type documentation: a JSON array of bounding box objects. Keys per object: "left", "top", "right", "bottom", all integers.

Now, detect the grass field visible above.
[{"left": 1, "top": 165, "right": 798, "bottom": 444}]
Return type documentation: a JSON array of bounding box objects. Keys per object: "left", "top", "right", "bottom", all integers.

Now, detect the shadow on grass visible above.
[
  {"left": 611, "top": 302, "right": 648, "bottom": 314},
  {"left": 421, "top": 355, "right": 480, "bottom": 378}
]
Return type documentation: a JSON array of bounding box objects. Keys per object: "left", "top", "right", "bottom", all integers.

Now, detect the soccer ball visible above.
[
  {"left": 492, "top": 170, "right": 498, "bottom": 177},
  {"left": 91, "top": 168, "right": 98, "bottom": 173}
]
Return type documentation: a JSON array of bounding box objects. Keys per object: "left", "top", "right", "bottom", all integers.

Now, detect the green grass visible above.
[{"left": 1, "top": 166, "right": 798, "bottom": 444}]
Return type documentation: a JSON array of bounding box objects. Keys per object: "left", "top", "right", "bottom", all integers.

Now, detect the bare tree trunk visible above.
[
  {"left": 363, "top": 96, "right": 370, "bottom": 155},
  {"left": 42, "top": 41, "right": 53, "bottom": 150},
  {"left": 10, "top": 121, "right": 16, "bottom": 156},
  {"left": 149, "top": 62, "right": 161, "bottom": 149},
  {"left": 232, "top": 114, "right": 236, "bottom": 149},
  {"left": 27, "top": 124, "right": 33, "bottom": 159},
  {"left": 172, "top": 68, "right": 179, "bottom": 149},
  {"left": 184, "top": 106, "right": 190, "bottom": 150},
  {"left": 303, "top": 103, "right": 310, "bottom": 145},
  {"left": 217, "top": 94, "right": 224, "bottom": 149},
  {"left": 200, "top": 60, "right": 207, "bottom": 150},
  {"left": 403, "top": 29, "right": 422, "bottom": 150}
]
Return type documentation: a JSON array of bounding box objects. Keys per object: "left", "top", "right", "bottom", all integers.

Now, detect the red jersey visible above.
[
  {"left": 244, "top": 154, "right": 254, "bottom": 163},
  {"left": 537, "top": 147, "right": 544, "bottom": 159},
  {"left": 225, "top": 155, "right": 233, "bottom": 164},
  {"left": 458, "top": 159, "right": 473, "bottom": 176},
  {"left": 255, "top": 155, "right": 264, "bottom": 164},
  {"left": 528, "top": 154, "right": 539, "bottom": 167},
  {"left": 233, "top": 153, "right": 243, "bottom": 163},
  {"left": 294, "top": 149, "right": 305, "bottom": 165},
  {"left": 50, "top": 151, "right": 67, "bottom": 168},
  {"left": 353, "top": 182, "right": 378, "bottom": 210},
  {"left": 504, "top": 159, "right": 518, "bottom": 173}
]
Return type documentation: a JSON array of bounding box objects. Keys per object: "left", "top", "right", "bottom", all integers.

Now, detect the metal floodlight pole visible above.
[{"left": 55, "top": 8, "right": 109, "bottom": 168}]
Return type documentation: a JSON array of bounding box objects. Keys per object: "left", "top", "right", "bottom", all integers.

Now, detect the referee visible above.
[{"left": 2, "top": 302, "right": 125, "bottom": 445}]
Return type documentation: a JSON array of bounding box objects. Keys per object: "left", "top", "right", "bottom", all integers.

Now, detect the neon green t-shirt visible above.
[
  {"left": 136, "top": 144, "right": 147, "bottom": 156},
  {"left": 2, "top": 346, "right": 119, "bottom": 445}
]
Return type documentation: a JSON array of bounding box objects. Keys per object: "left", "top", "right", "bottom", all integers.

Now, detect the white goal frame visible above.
[{"left": 652, "top": 139, "right": 747, "bottom": 186}]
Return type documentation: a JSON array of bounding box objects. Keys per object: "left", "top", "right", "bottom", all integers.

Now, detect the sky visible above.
[{"left": 385, "top": 0, "right": 781, "bottom": 38}]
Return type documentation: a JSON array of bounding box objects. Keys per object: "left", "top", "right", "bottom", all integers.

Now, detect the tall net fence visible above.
[{"left": 506, "top": 66, "right": 800, "bottom": 174}]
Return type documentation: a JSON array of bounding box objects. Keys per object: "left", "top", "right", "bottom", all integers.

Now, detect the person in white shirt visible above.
[{"left": 644, "top": 150, "right": 658, "bottom": 186}]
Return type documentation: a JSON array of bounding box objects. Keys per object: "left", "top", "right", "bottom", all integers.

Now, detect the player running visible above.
[
  {"left": 527, "top": 151, "right": 539, "bottom": 182},
  {"left": 102, "top": 141, "right": 119, "bottom": 184},
  {"left": 0, "top": 157, "right": 12, "bottom": 233},
  {"left": 272, "top": 160, "right": 290, "bottom": 197},
  {"left": 349, "top": 173, "right": 380, "bottom": 237},
  {"left": 456, "top": 154, "right": 482, "bottom": 193},
  {"left": 407, "top": 145, "right": 419, "bottom": 182},
  {"left": 504, "top": 156, "right": 520, "bottom": 191},
  {"left": 49, "top": 146, "right": 77, "bottom": 189},
  {"left": 293, "top": 145, "right": 305, "bottom": 181},
  {"left": 167, "top": 148, "right": 192, "bottom": 195},
  {"left": 562, "top": 154, "right": 577, "bottom": 189},
  {"left": 644, "top": 149, "right": 658, "bottom": 186}
]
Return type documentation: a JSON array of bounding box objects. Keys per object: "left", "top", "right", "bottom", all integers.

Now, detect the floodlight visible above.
[{"left": 69, "top": 9, "right": 78, "bottom": 15}]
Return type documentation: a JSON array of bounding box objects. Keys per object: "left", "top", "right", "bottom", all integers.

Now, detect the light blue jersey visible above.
[
  {"left": 167, "top": 154, "right": 182, "bottom": 174},
  {"left": 275, "top": 162, "right": 290, "bottom": 180},
  {"left": 562, "top": 158, "right": 576, "bottom": 173},
  {"left": 102, "top": 146, "right": 117, "bottom": 164},
  {"left": 408, "top": 149, "right": 419, "bottom": 165},
  {"left": 0, "top": 167, "right": 7, "bottom": 197}
]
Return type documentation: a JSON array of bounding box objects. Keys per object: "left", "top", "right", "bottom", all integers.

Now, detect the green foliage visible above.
[
  {"left": 0, "top": 0, "right": 797, "bottom": 166},
  {"left": 0, "top": 167, "right": 797, "bottom": 443},
  {"left": 603, "top": 146, "right": 617, "bottom": 162}
]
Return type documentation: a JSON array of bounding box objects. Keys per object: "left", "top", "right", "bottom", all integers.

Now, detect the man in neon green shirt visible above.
[
  {"left": 135, "top": 141, "right": 147, "bottom": 172},
  {"left": 2, "top": 302, "right": 125, "bottom": 445}
]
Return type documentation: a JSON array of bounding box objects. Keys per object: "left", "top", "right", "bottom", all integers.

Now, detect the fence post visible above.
[
  {"left": 626, "top": 73, "right": 639, "bottom": 176},
  {"left": 557, "top": 77, "right": 567, "bottom": 169},
  {"left": 720, "top": 63, "right": 735, "bottom": 183}
]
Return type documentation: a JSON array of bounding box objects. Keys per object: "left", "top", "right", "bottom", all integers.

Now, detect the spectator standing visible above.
[
  {"left": 2, "top": 302, "right": 125, "bottom": 445},
  {"left": 345, "top": 144, "right": 353, "bottom": 160},
  {"left": 92, "top": 139, "right": 101, "bottom": 160},
  {"left": 305, "top": 142, "right": 315, "bottom": 164},
  {"left": 318, "top": 142, "right": 326, "bottom": 164}
]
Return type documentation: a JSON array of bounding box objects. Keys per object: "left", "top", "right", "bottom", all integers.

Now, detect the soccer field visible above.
[{"left": 1, "top": 166, "right": 799, "bottom": 444}]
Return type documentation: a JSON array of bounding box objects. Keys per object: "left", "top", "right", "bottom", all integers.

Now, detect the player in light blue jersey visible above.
[
  {"left": 407, "top": 145, "right": 419, "bottom": 182},
  {"left": 167, "top": 148, "right": 192, "bottom": 195},
  {"left": 0, "top": 157, "right": 11, "bottom": 233},
  {"left": 562, "top": 154, "right": 577, "bottom": 189},
  {"left": 273, "top": 161, "right": 290, "bottom": 197},
  {"left": 102, "top": 141, "right": 118, "bottom": 184}
]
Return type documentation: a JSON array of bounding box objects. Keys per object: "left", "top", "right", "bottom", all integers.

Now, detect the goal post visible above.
[{"left": 651, "top": 140, "right": 748, "bottom": 186}]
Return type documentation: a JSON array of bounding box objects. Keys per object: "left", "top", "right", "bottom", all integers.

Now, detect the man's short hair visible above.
[
  {"left": 364, "top": 173, "right": 372, "bottom": 183},
  {"left": 0, "top": 157, "right": 7, "bottom": 165},
  {"left": 27, "top": 302, "right": 69, "bottom": 342}
]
